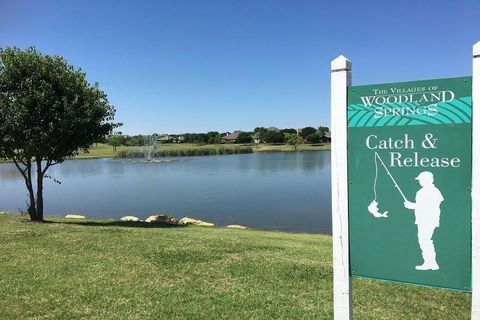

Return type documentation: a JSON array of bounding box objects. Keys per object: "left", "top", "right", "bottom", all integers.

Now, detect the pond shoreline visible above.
[
  {"left": 76, "top": 142, "right": 331, "bottom": 160},
  {"left": 0, "top": 143, "right": 331, "bottom": 163}
]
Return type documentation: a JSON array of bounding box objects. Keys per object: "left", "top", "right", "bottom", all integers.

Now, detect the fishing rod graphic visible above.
[
  {"left": 368, "top": 152, "right": 407, "bottom": 218},
  {"left": 374, "top": 152, "right": 407, "bottom": 202}
]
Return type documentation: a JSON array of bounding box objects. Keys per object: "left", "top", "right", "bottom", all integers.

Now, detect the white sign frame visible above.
[{"left": 471, "top": 41, "right": 480, "bottom": 320}]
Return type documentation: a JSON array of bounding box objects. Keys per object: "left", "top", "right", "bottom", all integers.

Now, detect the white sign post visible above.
[
  {"left": 471, "top": 40, "right": 480, "bottom": 320},
  {"left": 331, "top": 55, "right": 352, "bottom": 320}
]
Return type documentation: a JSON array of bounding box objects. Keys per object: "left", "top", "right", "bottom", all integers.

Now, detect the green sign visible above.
[{"left": 347, "top": 76, "right": 472, "bottom": 291}]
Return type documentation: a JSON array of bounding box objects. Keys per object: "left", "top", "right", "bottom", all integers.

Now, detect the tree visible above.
[
  {"left": 284, "top": 133, "right": 303, "bottom": 150},
  {"left": 301, "top": 126, "right": 317, "bottom": 138},
  {"left": 317, "top": 126, "right": 329, "bottom": 136},
  {"left": 125, "top": 135, "right": 147, "bottom": 146},
  {"left": 183, "top": 133, "right": 209, "bottom": 144},
  {"left": 0, "top": 47, "right": 118, "bottom": 221},
  {"left": 263, "top": 131, "right": 285, "bottom": 144},
  {"left": 107, "top": 134, "right": 125, "bottom": 152},
  {"left": 280, "top": 128, "right": 297, "bottom": 135},
  {"left": 207, "top": 131, "right": 221, "bottom": 144},
  {"left": 236, "top": 132, "right": 253, "bottom": 144},
  {"left": 305, "top": 133, "right": 322, "bottom": 144},
  {"left": 196, "top": 133, "right": 209, "bottom": 144}
]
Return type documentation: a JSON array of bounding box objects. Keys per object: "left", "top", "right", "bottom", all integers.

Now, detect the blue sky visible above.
[{"left": 1, "top": 0, "right": 479, "bottom": 135}]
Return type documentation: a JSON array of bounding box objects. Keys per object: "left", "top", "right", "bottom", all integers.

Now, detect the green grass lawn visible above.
[
  {"left": 74, "top": 143, "right": 140, "bottom": 159},
  {"left": 252, "top": 142, "right": 330, "bottom": 152},
  {"left": 0, "top": 214, "right": 471, "bottom": 319}
]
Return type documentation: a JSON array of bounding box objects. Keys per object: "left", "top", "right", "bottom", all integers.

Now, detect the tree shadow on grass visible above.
[{"left": 48, "top": 219, "right": 188, "bottom": 229}]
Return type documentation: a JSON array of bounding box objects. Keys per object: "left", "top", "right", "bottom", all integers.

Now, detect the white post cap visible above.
[
  {"left": 474, "top": 41, "right": 480, "bottom": 57},
  {"left": 331, "top": 55, "right": 352, "bottom": 72}
]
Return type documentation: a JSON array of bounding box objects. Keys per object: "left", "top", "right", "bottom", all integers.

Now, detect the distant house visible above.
[
  {"left": 157, "top": 135, "right": 177, "bottom": 143},
  {"left": 252, "top": 132, "right": 262, "bottom": 143},
  {"left": 322, "top": 131, "right": 331, "bottom": 143},
  {"left": 221, "top": 131, "right": 241, "bottom": 143}
]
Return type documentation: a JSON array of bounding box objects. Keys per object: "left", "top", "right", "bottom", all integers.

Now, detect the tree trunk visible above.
[
  {"left": 35, "top": 160, "right": 44, "bottom": 221},
  {"left": 26, "top": 163, "right": 36, "bottom": 220},
  {"left": 14, "top": 159, "right": 37, "bottom": 219}
]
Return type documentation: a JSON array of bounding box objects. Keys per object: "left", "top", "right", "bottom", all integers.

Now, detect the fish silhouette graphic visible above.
[{"left": 368, "top": 200, "right": 388, "bottom": 218}]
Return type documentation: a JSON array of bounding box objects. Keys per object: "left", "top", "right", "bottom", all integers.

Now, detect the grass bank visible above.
[
  {"left": 0, "top": 214, "right": 470, "bottom": 319},
  {"left": 74, "top": 142, "right": 331, "bottom": 160},
  {"left": 0, "top": 143, "right": 330, "bottom": 162},
  {"left": 252, "top": 142, "right": 330, "bottom": 153},
  {"left": 74, "top": 143, "right": 142, "bottom": 159},
  {"left": 117, "top": 145, "right": 253, "bottom": 158}
]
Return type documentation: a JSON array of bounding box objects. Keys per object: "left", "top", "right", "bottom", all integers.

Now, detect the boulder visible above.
[
  {"left": 197, "top": 222, "right": 214, "bottom": 227},
  {"left": 178, "top": 217, "right": 214, "bottom": 227},
  {"left": 120, "top": 216, "right": 142, "bottom": 222},
  {"left": 226, "top": 225, "right": 248, "bottom": 230},
  {"left": 145, "top": 214, "right": 178, "bottom": 225},
  {"left": 65, "top": 214, "right": 86, "bottom": 219},
  {"left": 178, "top": 217, "right": 201, "bottom": 225}
]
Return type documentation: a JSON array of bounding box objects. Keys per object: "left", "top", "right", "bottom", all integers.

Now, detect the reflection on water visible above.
[
  {"left": 0, "top": 165, "right": 22, "bottom": 182},
  {"left": 254, "top": 151, "right": 329, "bottom": 173},
  {"left": 0, "top": 151, "right": 332, "bottom": 234}
]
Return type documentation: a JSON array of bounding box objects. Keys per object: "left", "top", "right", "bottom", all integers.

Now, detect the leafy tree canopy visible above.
[
  {"left": 124, "top": 135, "right": 147, "bottom": 146},
  {"left": 254, "top": 127, "right": 267, "bottom": 133},
  {"left": 301, "top": 126, "right": 317, "bottom": 138},
  {"left": 263, "top": 131, "right": 285, "bottom": 144},
  {"left": 305, "top": 133, "right": 322, "bottom": 144},
  {"left": 0, "top": 47, "right": 118, "bottom": 221},
  {"left": 107, "top": 134, "right": 126, "bottom": 151},
  {"left": 280, "top": 128, "right": 297, "bottom": 135},
  {"left": 317, "top": 126, "right": 329, "bottom": 136},
  {"left": 236, "top": 132, "right": 253, "bottom": 144},
  {"left": 284, "top": 133, "right": 303, "bottom": 150}
]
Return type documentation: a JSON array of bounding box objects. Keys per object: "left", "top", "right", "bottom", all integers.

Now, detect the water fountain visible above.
[{"left": 145, "top": 134, "right": 157, "bottom": 161}]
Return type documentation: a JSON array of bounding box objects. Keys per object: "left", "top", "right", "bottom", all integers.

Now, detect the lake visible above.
[{"left": 0, "top": 151, "right": 331, "bottom": 234}]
